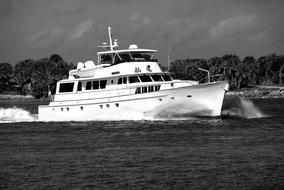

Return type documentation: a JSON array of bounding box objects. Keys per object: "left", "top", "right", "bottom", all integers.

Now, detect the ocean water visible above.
[{"left": 0, "top": 97, "right": 283, "bottom": 189}]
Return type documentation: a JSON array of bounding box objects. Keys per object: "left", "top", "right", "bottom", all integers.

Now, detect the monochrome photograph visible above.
[{"left": 0, "top": 0, "right": 283, "bottom": 189}]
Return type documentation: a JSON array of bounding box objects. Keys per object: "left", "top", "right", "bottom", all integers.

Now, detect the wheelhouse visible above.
[{"left": 97, "top": 47, "right": 158, "bottom": 65}]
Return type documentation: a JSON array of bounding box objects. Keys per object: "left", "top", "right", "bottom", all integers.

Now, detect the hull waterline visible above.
[{"left": 38, "top": 81, "right": 228, "bottom": 121}]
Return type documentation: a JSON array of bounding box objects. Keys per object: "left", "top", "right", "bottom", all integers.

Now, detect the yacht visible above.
[{"left": 38, "top": 27, "right": 229, "bottom": 121}]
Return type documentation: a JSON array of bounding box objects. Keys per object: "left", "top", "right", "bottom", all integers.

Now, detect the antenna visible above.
[{"left": 167, "top": 46, "right": 172, "bottom": 72}]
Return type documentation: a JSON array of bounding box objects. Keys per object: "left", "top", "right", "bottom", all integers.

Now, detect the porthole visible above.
[
  {"left": 100, "top": 105, "right": 103, "bottom": 109},
  {"left": 66, "top": 107, "right": 69, "bottom": 111},
  {"left": 159, "top": 98, "right": 162, "bottom": 101},
  {"left": 115, "top": 103, "right": 119, "bottom": 107},
  {"left": 106, "top": 104, "right": 110, "bottom": 108},
  {"left": 61, "top": 108, "right": 63, "bottom": 111},
  {"left": 80, "top": 106, "right": 83, "bottom": 110}
]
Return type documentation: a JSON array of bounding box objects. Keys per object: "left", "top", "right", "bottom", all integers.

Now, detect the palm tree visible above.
[{"left": 0, "top": 62, "right": 13, "bottom": 92}]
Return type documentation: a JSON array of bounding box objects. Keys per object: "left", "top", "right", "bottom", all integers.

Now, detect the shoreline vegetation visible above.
[
  {"left": 0, "top": 94, "right": 34, "bottom": 100},
  {"left": 227, "top": 86, "right": 284, "bottom": 98},
  {"left": 1, "top": 53, "right": 284, "bottom": 99}
]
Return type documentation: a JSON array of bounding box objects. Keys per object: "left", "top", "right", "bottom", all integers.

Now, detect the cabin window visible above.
[
  {"left": 100, "top": 80, "right": 107, "bottom": 89},
  {"left": 114, "top": 54, "right": 122, "bottom": 64},
  {"left": 155, "top": 85, "right": 161, "bottom": 91},
  {"left": 123, "top": 77, "right": 127, "bottom": 84},
  {"left": 135, "top": 85, "right": 160, "bottom": 94},
  {"left": 139, "top": 75, "right": 152, "bottom": 82},
  {"left": 93, "top": 81, "right": 99, "bottom": 89},
  {"left": 118, "top": 78, "right": 122, "bottom": 84},
  {"left": 130, "top": 52, "right": 154, "bottom": 62},
  {"left": 119, "top": 53, "right": 132, "bottom": 62},
  {"left": 131, "top": 53, "right": 144, "bottom": 61},
  {"left": 77, "top": 82, "right": 82, "bottom": 91},
  {"left": 86, "top": 81, "right": 92, "bottom": 90},
  {"left": 59, "top": 83, "right": 74, "bottom": 93},
  {"left": 100, "top": 54, "right": 113, "bottom": 64},
  {"left": 162, "top": 74, "right": 172, "bottom": 81},
  {"left": 142, "top": 86, "right": 147, "bottom": 93},
  {"left": 135, "top": 87, "right": 141, "bottom": 94},
  {"left": 86, "top": 80, "right": 107, "bottom": 90},
  {"left": 118, "top": 77, "right": 127, "bottom": 84},
  {"left": 129, "top": 76, "right": 140, "bottom": 83},
  {"left": 148, "top": 86, "right": 154, "bottom": 92},
  {"left": 151, "top": 75, "right": 163, "bottom": 82}
]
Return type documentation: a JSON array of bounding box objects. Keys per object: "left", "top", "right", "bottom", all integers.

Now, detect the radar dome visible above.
[{"left": 129, "top": 44, "right": 138, "bottom": 49}]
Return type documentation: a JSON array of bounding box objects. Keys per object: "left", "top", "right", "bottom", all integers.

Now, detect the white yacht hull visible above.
[{"left": 38, "top": 81, "right": 228, "bottom": 121}]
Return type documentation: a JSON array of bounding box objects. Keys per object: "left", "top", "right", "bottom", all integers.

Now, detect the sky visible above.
[{"left": 1, "top": 0, "right": 284, "bottom": 66}]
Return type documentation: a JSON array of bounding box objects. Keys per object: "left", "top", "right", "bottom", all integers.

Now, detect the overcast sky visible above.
[{"left": 1, "top": 0, "right": 284, "bottom": 65}]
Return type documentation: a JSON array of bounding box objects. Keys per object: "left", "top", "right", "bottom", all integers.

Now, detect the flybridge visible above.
[{"left": 97, "top": 27, "right": 158, "bottom": 65}]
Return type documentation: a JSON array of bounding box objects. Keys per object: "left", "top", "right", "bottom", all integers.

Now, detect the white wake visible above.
[
  {"left": 0, "top": 107, "right": 37, "bottom": 123},
  {"left": 0, "top": 97, "right": 265, "bottom": 123}
]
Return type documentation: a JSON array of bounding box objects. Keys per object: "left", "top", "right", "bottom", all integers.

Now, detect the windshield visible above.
[
  {"left": 99, "top": 51, "right": 157, "bottom": 65},
  {"left": 130, "top": 52, "right": 155, "bottom": 62}
]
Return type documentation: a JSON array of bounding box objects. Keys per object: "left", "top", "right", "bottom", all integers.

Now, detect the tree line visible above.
[
  {"left": 0, "top": 53, "right": 284, "bottom": 99},
  {"left": 169, "top": 54, "right": 284, "bottom": 90},
  {"left": 0, "top": 54, "right": 74, "bottom": 98}
]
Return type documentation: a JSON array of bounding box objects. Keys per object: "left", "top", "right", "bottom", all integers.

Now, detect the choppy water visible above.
[{"left": 0, "top": 97, "right": 283, "bottom": 189}]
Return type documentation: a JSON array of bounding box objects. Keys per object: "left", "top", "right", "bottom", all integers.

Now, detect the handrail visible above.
[
  {"left": 199, "top": 74, "right": 223, "bottom": 83},
  {"left": 198, "top": 68, "right": 210, "bottom": 83}
]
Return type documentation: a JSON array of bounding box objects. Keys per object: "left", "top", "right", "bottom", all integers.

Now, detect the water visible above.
[{"left": 0, "top": 97, "right": 283, "bottom": 189}]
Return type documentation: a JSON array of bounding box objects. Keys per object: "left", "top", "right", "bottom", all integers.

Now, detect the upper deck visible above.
[{"left": 68, "top": 27, "right": 162, "bottom": 79}]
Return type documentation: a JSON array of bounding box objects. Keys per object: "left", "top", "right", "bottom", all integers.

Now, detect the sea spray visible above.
[
  {"left": 0, "top": 107, "right": 36, "bottom": 123},
  {"left": 222, "top": 96, "right": 265, "bottom": 118},
  {"left": 145, "top": 101, "right": 213, "bottom": 119},
  {"left": 239, "top": 97, "right": 265, "bottom": 118}
]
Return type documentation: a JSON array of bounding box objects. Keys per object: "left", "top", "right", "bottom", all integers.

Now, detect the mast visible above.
[
  {"left": 108, "top": 26, "right": 113, "bottom": 51},
  {"left": 98, "top": 27, "right": 117, "bottom": 50}
]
